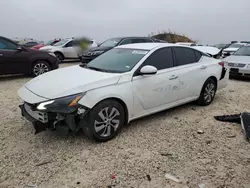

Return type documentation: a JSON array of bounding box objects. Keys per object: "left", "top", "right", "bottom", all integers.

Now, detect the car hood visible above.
[
  {"left": 224, "top": 55, "right": 250, "bottom": 63},
  {"left": 223, "top": 47, "right": 239, "bottom": 52},
  {"left": 23, "top": 65, "right": 121, "bottom": 99},
  {"left": 88, "top": 46, "right": 113, "bottom": 52},
  {"left": 192, "top": 46, "right": 221, "bottom": 56}
]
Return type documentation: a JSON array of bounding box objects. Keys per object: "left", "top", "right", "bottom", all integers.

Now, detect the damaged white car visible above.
[{"left": 18, "top": 43, "right": 229, "bottom": 142}]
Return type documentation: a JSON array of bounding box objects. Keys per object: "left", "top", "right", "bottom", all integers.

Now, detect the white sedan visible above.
[{"left": 18, "top": 43, "right": 229, "bottom": 142}]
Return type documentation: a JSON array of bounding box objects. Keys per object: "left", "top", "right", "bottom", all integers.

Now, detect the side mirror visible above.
[
  {"left": 17, "top": 46, "right": 23, "bottom": 51},
  {"left": 139, "top": 65, "right": 157, "bottom": 75}
]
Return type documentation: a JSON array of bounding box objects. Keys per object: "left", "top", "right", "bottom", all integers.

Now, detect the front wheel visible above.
[
  {"left": 31, "top": 61, "right": 51, "bottom": 77},
  {"left": 197, "top": 78, "right": 217, "bottom": 106},
  {"left": 83, "top": 99, "right": 125, "bottom": 142},
  {"left": 54, "top": 52, "right": 64, "bottom": 63}
]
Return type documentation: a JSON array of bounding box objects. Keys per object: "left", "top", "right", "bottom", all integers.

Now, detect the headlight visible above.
[
  {"left": 37, "top": 93, "right": 85, "bottom": 113},
  {"left": 247, "top": 64, "right": 250, "bottom": 68},
  {"left": 92, "top": 51, "right": 104, "bottom": 55},
  {"left": 49, "top": 52, "right": 56, "bottom": 57}
]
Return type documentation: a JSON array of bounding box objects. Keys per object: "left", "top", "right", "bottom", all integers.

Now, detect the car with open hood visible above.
[
  {"left": 224, "top": 45, "right": 250, "bottom": 77},
  {"left": 18, "top": 43, "right": 228, "bottom": 142}
]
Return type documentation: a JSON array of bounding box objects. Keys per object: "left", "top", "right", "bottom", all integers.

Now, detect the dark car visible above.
[
  {"left": 0, "top": 36, "right": 59, "bottom": 77},
  {"left": 214, "top": 43, "right": 231, "bottom": 50},
  {"left": 23, "top": 41, "right": 40, "bottom": 48},
  {"left": 80, "top": 37, "right": 156, "bottom": 64}
]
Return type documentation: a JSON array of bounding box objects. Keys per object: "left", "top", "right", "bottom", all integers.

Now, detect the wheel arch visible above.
[
  {"left": 54, "top": 51, "right": 65, "bottom": 59},
  {"left": 199, "top": 76, "right": 218, "bottom": 95}
]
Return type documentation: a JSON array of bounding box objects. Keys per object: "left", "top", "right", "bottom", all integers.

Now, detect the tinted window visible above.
[
  {"left": 194, "top": 50, "right": 202, "bottom": 61},
  {"left": 143, "top": 48, "right": 174, "bottom": 70},
  {"left": 65, "top": 41, "right": 73, "bottom": 47},
  {"left": 0, "top": 38, "right": 17, "bottom": 50},
  {"left": 119, "top": 39, "right": 132, "bottom": 45},
  {"left": 174, "top": 47, "right": 196, "bottom": 66}
]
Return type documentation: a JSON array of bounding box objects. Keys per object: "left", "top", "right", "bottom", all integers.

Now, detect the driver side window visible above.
[
  {"left": 65, "top": 41, "right": 73, "bottom": 47},
  {"left": 0, "top": 38, "right": 17, "bottom": 50}
]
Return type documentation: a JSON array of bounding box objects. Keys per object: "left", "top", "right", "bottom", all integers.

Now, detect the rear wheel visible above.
[
  {"left": 197, "top": 78, "right": 217, "bottom": 106},
  {"left": 83, "top": 99, "right": 125, "bottom": 142},
  {"left": 32, "top": 61, "right": 51, "bottom": 77}
]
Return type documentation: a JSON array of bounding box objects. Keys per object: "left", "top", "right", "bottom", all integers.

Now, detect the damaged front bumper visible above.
[{"left": 19, "top": 102, "right": 89, "bottom": 136}]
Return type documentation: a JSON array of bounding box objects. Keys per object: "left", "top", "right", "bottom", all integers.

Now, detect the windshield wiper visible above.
[{"left": 80, "top": 65, "right": 108, "bottom": 72}]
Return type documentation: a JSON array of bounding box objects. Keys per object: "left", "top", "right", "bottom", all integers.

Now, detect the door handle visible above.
[
  {"left": 200, "top": 65, "right": 207, "bottom": 69},
  {"left": 169, "top": 75, "right": 178, "bottom": 80}
]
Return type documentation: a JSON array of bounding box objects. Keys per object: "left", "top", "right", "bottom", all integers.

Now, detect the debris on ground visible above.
[
  {"left": 197, "top": 129, "right": 205, "bottom": 134},
  {"left": 164, "top": 173, "right": 181, "bottom": 183},
  {"left": 146, "top": 174, "right": 151, "bottom": 181},
  {"left": 35, "top": 160, "right": 52, "bottom": 166},
  {"left": 198, "top": 183, "right": 206, "bottom": 188}
]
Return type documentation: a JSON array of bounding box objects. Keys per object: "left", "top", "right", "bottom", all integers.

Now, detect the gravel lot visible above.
[{"left": 0, "top": 63, "right": 250, "bottom": 188}]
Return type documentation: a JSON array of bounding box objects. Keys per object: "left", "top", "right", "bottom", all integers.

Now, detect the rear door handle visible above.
[
  {"left": 169, "top": 75, "right": 178, "bottom": 80},
  {"left": 200, "top": 65, "right": 207, "bottom": 69}
]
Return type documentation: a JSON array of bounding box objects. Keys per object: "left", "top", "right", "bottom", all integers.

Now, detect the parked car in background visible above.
[
  {"left": 18, "top": 43, "right": 228, "bottom": 142},
  {"left": 175, "top": 42, "right": 197, "bottom": 46},
  {"left": 40, "top": 38, "right": 98, "bottom": 62},
  {"left": 23, "top": 41, "right": 40, "bottom": 48},
  {"left": 222, "top": 43, "right": 247, "bottom": 58},
  {"left": 241, "top": 41, "right": 250, "bottom": 44},
  {"left": 151, "top": 38, "right": 167, "bottom": 43},
  {"left": 80, "top": 36, "right": 155, "bottom": 63},
  {"left": 31, "top": 39, "right": 61, "bottom": 50},
  {"left": 224, "top": 45, "right": 250, "bottom": 77},
  {"left": 0, "top": 36, "right": 59, "bottom": 77},
  {"left": 214, "top": 43, "right": 231, "bottom": 50}
]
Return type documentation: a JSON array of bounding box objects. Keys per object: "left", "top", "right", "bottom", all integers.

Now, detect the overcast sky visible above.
[{"left": 0, "top": 0, "right": 249, "bottom": 44}]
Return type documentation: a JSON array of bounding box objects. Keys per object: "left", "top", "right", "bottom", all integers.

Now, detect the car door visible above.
[
  {"left": 62, "top": 40, "right": 77, "bottom": 58},
  {"left": 0, "top": 38, "right": 30, "bottom": 75},
  {"left": 132, "top": 47, "right": 180, "bottom": 110},
  {"left": 172, "top": 47, "right": 207, "bottom": 100}
]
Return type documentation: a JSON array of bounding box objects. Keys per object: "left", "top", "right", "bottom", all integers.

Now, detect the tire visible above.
[
  {"left": 83, "top": 99, "right": 125, "bottom": 142},
  {"left": 197, "top": 78, "right": 217, "bottom": 106},
  {"left": 31, "top": 61, "right": 51, "bottom": 77},
  {"left": 54, "top": 52, "right": 64, "bottom": 63}
]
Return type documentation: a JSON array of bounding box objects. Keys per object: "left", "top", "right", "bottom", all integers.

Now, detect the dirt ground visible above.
[{"left": 0, "top": 63, "right": 250, "bottom": 188}]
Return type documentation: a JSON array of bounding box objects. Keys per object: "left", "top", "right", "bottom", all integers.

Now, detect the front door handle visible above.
[
  {"left": 169, "top": 75, "right": 178, "bottom": 80},
  {"left": 200, "top": 65, "right": 207, "bottom": 69}
]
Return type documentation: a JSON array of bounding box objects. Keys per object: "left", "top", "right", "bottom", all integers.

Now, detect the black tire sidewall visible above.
[
  {"left": 198, "top": 78, "right": 217, "bottom": 106},
  {"left": 55, "top": 52, "right": 63, "bottom": 62},
  {"left": 32, "top": 61, "right": 51, "bottom": 77},
  {"left": 85, "top": 100, "right": 125, "bottom": 142}
]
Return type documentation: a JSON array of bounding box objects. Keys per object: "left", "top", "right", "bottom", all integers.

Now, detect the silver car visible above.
[{"left": 224, "top": 45, "right": 250, "bottom": 77}]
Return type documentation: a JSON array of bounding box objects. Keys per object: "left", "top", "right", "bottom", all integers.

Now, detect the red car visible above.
[{"left": 31, "top": 39, "right": 61, "bottom": 50}]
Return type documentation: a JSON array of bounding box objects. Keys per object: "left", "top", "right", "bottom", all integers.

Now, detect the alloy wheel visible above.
[
  {"left": 204, "top": 82, "right": 215, "bottom": 103},
  {"left": 33, "top": 63, "right": 49, "bottom": 76},
  {"left": 94, "top": 107, "right": 120, "bottom": 137}
]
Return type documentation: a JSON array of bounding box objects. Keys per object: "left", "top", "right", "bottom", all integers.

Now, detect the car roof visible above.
[{"left": 115, "top": 43, "right": 197, "bottom": 50}]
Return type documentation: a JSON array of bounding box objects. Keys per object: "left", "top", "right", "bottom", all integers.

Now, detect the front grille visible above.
[{"left": 228, "top": 63, "right": 246, "bottom": 68}]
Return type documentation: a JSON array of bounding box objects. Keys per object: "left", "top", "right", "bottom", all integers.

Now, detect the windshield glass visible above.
[
  {"left": 54, "top": 39, "right": 69, "bottom": 46},
  {"left": 85, "top": 48, "right": 149, "bottom": 73},
  {"left": 215, "top": 44, "right": 228, "bottom": 49},
  {"left": 100, "top": 38, "right": 122, "bottom": 47},
  {"left": 45, "top": 40, "right": 53, "bottom": 45},
  {"left": 234, "top": 46, "right": 250, "bottom": 56},
  {"left": 229, "top": 43, "right": 244, "bottom": 48}
]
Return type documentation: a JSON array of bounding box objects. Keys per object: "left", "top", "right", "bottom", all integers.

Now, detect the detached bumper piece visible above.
[
  {"left": 214, "top": 112, "right": 250, "bottom": 141},
  {"left": 19, "top": 103, "right": 88, "bottom": 136}
]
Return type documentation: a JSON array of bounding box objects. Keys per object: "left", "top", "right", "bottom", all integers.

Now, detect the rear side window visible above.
[
  {"left": 194, "top": 50, "right": 202, "bottom": 61},
  {"left": 173, "top": 47, "right": 197, "bottom": 66},
  {"left": 143, "top": 48, "right": 174, "bottom": 70},
  {"left": 65, "top": 41, "right": 73, "bottom": 47}
]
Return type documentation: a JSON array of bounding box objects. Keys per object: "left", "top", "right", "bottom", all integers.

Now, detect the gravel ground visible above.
[{"left": 0, "top": 63, "right": 250, "bottom": 188}]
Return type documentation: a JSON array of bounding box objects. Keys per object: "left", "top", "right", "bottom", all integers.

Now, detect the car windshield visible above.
[
  {"left": 234, "top": 46, "right": 250, "bottom": 56},
  {"left": 215, "top": 44, "right": 228, "bottom": 49},
  {"left": 84, "top": 48, "right": 149, "bottom": 73},
  {"left": 99, "top": 38, "right": 122, "bottom": 47},
  {"left": 54, "top": 39, "right": 69, "bottom": 46},
  {"left": 228, "top": 43, "right": 244, "bottom": 48},
  {"left": 45, "top": 40, "right": 53, "bottom": 45}
]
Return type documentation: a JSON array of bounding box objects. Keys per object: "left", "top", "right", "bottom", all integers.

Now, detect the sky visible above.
[{"left": 0, "top": 0, "right": 250, "bottom": 44}]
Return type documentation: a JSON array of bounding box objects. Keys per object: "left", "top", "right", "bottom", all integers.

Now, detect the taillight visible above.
[{"left": 218, "top": 62, "right": 225, "bottom": 67}]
